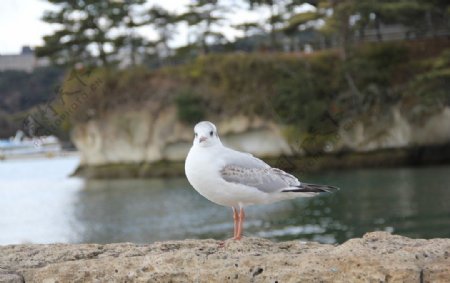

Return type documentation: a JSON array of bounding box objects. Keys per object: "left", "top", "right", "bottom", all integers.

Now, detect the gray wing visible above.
[
  {"left": 220, "top": 165, "right": 300, "bottom": 193},
  {"left": 221, "top": 147, "right": 271, "bottom": 170}
]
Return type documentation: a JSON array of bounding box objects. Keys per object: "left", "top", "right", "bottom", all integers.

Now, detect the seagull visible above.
[{"left": 185, "top": 121, "right": 339, "bottom": 240}]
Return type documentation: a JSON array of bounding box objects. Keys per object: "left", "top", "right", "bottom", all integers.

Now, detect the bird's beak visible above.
[{"left": 199, "top": 136, "right": 207, "bottom": 143}]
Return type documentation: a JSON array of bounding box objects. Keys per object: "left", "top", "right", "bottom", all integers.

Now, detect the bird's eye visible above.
[
  {"left": 194, "top": 132, "right": 198, "bottom": 137},
  {"left": 209, "top": 131, "right": 213, "bottom": 137}
]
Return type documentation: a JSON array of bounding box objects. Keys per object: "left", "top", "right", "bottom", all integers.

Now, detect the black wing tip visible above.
[{"left": 282, "top": 183, "right": 340, "bottom": 193}]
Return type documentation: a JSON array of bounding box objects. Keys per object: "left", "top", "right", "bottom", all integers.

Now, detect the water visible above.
[{"left": 0, "top": 156, "right": 449, "bottom": 245}]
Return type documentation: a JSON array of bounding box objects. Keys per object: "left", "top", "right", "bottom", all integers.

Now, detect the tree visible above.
[
  {"left": 178, "top": 0, "right": 229, "bottom": 54},
  {"left": 147, "top": 6, "right": 178, "bottom": 60},
  {"left": 0, "top": 67, "right": 63, "bottom": 114},
  {"left": 245, "top": 0, "right": 288, "bottom": 50},
  {"left": 330, "top": 0, "right": 450, "bottom": 42},
  {"left": 282, "top": 1, "right": 324, "bottom": 51},
  {"left": 419, "top": 0, "right": 450, "bottom": 37},
  {"left": 233, "top": 22, "right": 263, "bottom": 39},
  {"left": 315, "top": 0, "right": 450, "bottom": 114},
  {"left": 36, "top": 0, "right": 147, "bottom": 67},
  {"left": 373, "top": 0, "right": 449, "bottom": 39}
]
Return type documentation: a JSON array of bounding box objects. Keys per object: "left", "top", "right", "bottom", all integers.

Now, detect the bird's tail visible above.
[{"left": 282, "top": 183, "right": 339, "bottom": 194}]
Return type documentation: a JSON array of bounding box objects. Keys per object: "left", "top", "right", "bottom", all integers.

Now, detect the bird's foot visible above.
[{"left": 217, "top": 236, "right": 243, "bottom": 248}]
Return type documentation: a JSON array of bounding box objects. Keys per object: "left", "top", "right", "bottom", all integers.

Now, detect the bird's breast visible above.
[
  {"left": 186, "top": 148, "right": 220, "bottom": 187},
  {"left": 185, "top": 147, "right": 231, "bottom": 205}
]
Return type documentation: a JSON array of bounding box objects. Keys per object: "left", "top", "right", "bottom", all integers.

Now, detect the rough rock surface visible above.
[
  {"left": 72, "top": 109, "right": 292, "bottom": 166},
  {"left": 1, "top": 232, "right": 449, "bottom": 282},
  {"left": 338, "top": 107, "right": 450, "bottom": 152},
  {"left": 72, "top": 106, "right": 450, "bottom": 168}
]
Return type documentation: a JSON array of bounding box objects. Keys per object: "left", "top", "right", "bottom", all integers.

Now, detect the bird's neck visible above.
[{"left": 193, "top": 141, "right": 223, "bottom": 150}]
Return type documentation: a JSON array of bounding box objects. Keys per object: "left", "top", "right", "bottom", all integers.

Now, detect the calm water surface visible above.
[{"left": 0, "top": 156, "right": 449, "bottom": 245}]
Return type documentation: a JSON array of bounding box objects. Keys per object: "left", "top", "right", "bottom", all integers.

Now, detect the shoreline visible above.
[
  {"left": 72, "top": 143, "right": 450, "bottom": 179},
  {"left": 0, "top": 150, "right": 79, "bottom": 161}
]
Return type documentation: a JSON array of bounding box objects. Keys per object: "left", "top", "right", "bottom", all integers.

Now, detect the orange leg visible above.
[
  {"left": 234, "top": 207, "right": 245, "bottom": 240},
  {"left": 232, "top": 207, "right": 239, "bottom": 239}
]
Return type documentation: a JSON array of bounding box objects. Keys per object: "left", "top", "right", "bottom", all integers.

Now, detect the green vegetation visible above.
[
  {"left": 36, "top": 0, "right": 149, "bottom": 67},
  {"left": 1, "top": 0, "right": 448, "bottom": 146},
  {"left": 1, "top": 40, "right": 449, "bottom": 149},
  {"left": 175, "top": 91, "right": 206, "bottom": 125},
  {"left": 50, "top": 40, "right": 448, "bottom": 153},
  {"left": 0, "top": 67, "right": 64, "bottom": 137},
  {"left": 36, "top": 0, "right": 449, "bottom": 67},
  {"left": 0, "top": 67, "right": 63, "bottom": 113},
  {"left": 404, "top": 48, "right": 450, "bottom": 120}
]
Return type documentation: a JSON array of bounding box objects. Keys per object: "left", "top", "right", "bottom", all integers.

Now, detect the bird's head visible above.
[{"left": 193, "top": 121, "right": 221, "bottom": 148}]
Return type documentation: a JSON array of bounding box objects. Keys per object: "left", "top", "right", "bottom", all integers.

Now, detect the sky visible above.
[
  {"left": 0, "top": 0, "right": 313, "bottom": 55},
  {"left": 0, "top": 0, "right": 56, "bottom": 54}
]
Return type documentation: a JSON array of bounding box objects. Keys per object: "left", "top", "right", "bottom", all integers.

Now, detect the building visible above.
[{"left": 0, "top": 46, "right": 49, "bottom": 72}]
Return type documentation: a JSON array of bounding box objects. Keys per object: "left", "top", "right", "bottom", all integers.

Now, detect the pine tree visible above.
[{"left": 36, "top": 0, "right": 147, "bottom": 67}]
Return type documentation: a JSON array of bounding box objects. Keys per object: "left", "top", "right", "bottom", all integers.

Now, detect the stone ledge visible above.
[{"left": 1, "top": 232, "right": 449, "bottom": 282}]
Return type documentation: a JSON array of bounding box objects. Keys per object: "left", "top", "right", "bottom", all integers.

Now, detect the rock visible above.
[
  {"left": 0, "top": 273, "right": 24, "bottom": 283},
  {"left": 72, "top": 109, "right": 292, "bottom": 167},
  {"left": 1, "top": 232, "right": 449, "bottom": 282},
  {"left": 338, "top": 106, "right": 450, "bottom": 152},
  {"left": 70, "top": 105, "right": 450, "bottom": 178}
]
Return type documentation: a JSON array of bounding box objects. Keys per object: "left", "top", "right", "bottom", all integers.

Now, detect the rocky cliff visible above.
[
  {"left": 72, "top": 109, "right": 292, "bottom": 166},
  {"left": 71, "top": 106, "right": 450, "bottom": 175},
  {"left": 338, "top": 107, "right": 450, "bottom": 152},
  {"left": 1, "top": 232, "right": 449, "bottom": 282}
]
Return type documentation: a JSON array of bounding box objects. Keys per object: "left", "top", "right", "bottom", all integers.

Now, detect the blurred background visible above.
[{"left": 0, "top": 0, "right": 449, "bottom": 245}]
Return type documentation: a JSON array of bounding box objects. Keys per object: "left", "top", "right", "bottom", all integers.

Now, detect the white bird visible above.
[{"left": 185, "top": 121, "right": 339, "bottom": 240}]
